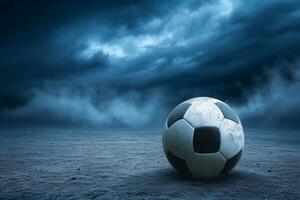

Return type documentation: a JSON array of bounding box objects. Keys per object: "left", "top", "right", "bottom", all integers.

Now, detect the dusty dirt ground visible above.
[{"left": 0, "top": 128, "right": 299, "bottom": 200}]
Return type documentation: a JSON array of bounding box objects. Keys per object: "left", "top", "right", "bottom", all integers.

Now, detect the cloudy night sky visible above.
[{"left": 1, "top": 0, "right": 300, "bottom": 128}]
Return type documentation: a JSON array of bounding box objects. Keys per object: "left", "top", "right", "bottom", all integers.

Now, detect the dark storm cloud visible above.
[
  {"left": 0, "top": 0, "right": 182, "bottom": 109},
  {"left": 1, "top": 0, "right": 300, "bottom": 127}
]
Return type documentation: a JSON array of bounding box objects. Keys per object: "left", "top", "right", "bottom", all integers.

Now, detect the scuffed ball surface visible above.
[{"left": 163, "top": 97, "right": 244, "bottom": 179}]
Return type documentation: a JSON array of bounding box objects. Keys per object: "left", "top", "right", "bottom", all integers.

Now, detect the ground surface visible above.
[{"left": 0, "top": 128, "right": 299, "bottom": 200}]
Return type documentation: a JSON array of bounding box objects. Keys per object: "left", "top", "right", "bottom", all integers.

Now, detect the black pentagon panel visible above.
[
  {"left": 215, "top": 102, "right": 239, "bottom": 124},
  {"left": 166, "top": 151, "right": 192, "bottom": 178},
  {"left": 219, "top": 150, "right": 242, "bottom": 175},
  {"left": 193, "top": 127, "right": 220, "bottom": 153},
  {"left": 167, "top": 103, "right": 191, "bottom": 127}
]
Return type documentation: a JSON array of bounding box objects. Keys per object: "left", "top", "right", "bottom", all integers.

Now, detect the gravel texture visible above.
[{"left": 0, "top": 128, "right": 299, "bottom": 200}]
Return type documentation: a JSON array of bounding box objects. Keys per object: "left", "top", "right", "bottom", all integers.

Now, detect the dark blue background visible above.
[{"left": 1, "top": 0, "right": 300, "bottom": 128}]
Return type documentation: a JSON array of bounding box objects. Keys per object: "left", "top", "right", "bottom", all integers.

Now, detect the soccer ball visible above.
[{"left": 162, "top": 97, "right": 244, "bottom": 179}]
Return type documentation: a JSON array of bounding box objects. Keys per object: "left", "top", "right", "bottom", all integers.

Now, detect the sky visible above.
[{"left": 1, "top": 0, "right": 300, "bottom": 128}]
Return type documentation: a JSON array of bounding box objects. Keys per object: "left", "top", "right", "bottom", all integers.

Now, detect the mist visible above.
[
  {"left": 0, "top": 88, "right": 165, "bottom": 128},
  {"left": 236, "top": 62, "right": 300, "bottom": 129},
  {"left": 1, "top": 0, "right": 300, "bottom": 129}
]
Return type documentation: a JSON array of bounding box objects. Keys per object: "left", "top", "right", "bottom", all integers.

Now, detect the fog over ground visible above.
[{"left": 1, "top": 0, "right": 300, "bottom": 128}]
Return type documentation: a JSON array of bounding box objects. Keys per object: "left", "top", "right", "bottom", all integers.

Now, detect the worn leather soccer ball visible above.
[{"left": 163, "top": 97, "right": 244, "bottom": 179}]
